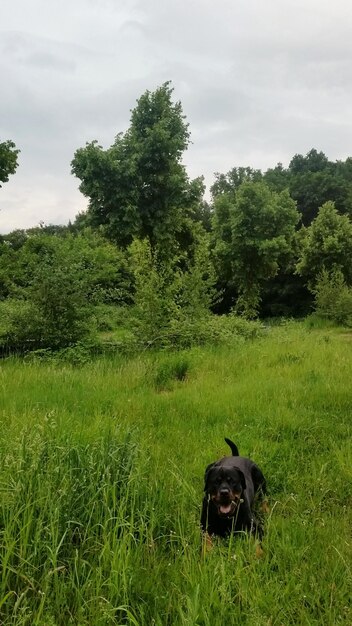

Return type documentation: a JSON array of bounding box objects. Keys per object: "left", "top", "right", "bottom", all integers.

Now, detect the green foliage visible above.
[
  {"left": 114, "top": 234, "right": 260, "bottom": 351},
  {"left": 213, "top": 181, "right": 299, "bottom": 317},
  {"left": 288, "top": 149, "right": 352, "bottom": 225},
  {"left": 263, "top": 162, "right": 290, "bottom": 193},
  {"left": 0, "top": 299, "right": 44, "bottom": 351},
  {"left": 0, "top": 230, "right": 131, "bottom": 352},
  {"left": 128, "top": 235, "right": 216, "bottom": 348},
  {"left": 264, "top": 149, "right": 352, "bottom": 226},
  {"left": 296, "top": 201, "right": 352, "bottom": 287},
  {"left": 213, "top": 150, "right": 352, "bottom": 229},
  {"left": 0, "top": 292, "right": 91, "bottom": 353},
  {"left": 210, "top": 149, "right": 352, "bottom": 316},
  {"left": 72, "top": 82, "right": 203, "bottom": 252},
  {"left": 31, "top": 262, "right": 92, "bottom": 348},
  {"left": 94, "top": 304, "right": 130, "bottom": 333},
  {"left": 26, "top": 342, "right": 99, "bottom": 366},
  {"left": 166, "top": 313, "right": 263, "bottom": 348},
  {"left": 312, "top": 268, "right": 352, "bottom": 326},
  {"left": 177, "top": 234, "right": 216, "bottom": 318},
  {"left": 211, "top": 166, "right": 263, "bottom": 198},
  {"left": 0, "top": 139, "right": 20, "bottom": 187},
  {"left": 0, "top": 422, "right": 140, "bottom": 624},
  {"left": 129, "top": 238, "right": 181, "bottom": 345}
]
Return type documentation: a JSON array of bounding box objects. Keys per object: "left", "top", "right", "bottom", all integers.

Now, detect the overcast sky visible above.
[{"left": 1, "top": 0, "right": 352, "bottom": 233}]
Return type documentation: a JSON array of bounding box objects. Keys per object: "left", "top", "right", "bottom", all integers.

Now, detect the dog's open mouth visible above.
[
  {"left": 215, "top": 497, "right": 242, "bottom": 518},
  {"left": 219, "top": 502, "right": 235, "bottom": 516}
]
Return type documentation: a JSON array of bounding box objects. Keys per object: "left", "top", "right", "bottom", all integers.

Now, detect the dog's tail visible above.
[{"left": 225, "top": 438, "right": 239, "bottom": 456}]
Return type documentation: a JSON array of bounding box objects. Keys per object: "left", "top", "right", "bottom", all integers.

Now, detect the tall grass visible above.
[{"left": 0, "top": 322, "right": 351, "bottom": 624}]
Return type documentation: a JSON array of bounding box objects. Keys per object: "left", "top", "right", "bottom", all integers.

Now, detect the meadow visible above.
[{"left": 0, "top": 321, "right": 351, "bottom": 625}]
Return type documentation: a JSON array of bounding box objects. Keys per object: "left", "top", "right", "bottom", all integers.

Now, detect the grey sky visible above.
[{"left": 1, "top": 0, "right": 352, "bottom": 233}]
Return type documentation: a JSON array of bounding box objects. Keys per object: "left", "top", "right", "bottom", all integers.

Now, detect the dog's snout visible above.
[{"left": 220, "top": 488, "right": 230, "bottom": 497}]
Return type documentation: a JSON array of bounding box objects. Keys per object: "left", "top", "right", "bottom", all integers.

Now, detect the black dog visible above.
[{"left": 201, "top": 438, "right": 267, "bottom": 539}]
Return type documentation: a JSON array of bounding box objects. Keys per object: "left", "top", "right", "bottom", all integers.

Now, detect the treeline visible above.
[{"left": 1, "top": 82, "right": 352, "bottom": 354}]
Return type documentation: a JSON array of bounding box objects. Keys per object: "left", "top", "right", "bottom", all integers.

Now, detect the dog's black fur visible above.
[{"left": 201, "top": 438, "right": 266, "bottom": 538}]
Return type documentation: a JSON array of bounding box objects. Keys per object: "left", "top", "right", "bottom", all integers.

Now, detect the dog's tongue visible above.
[{"left": 220, "top": 504, "right": 232, "bottom": 515}]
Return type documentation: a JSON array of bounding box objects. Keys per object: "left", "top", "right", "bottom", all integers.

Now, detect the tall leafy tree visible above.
[
  {"left": 231, "top": 182, "right": 299, "bottom": 316},
  {"left": 71, "top": 82, "right": 203, "bottom": 251},
  {"left": 288, "top": 149, "right": 352, "bottom": 225},
  {"left": 296, "top": 201, "right": 352, "bottom": 286},
  {"left": 0, "top": 140, "right": 20, "bottom": 187},
  {"left": 213, "top": 182, "right": 299, "bottom": 317}
]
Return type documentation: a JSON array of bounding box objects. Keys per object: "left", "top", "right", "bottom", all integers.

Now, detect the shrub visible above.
[
  {"left": 313, "top": 268, "right": 352, "bottom": 326},
  {"left": 128, "top": 238, "right": 180, "bottom": 345},
  {"left": 0, "top": 287, "right": 93, "bottom": 353},
  {"left": 120, "top": 312, "right": 262, "bottom": 351},
  {"left": 0, "top": 299, "right": 44, "bottom": 353},
  {"left": 0, "top": 229, "right": 133, "bottom": 354},
  {"left": 166, "top": 313, "right": 263, "bottom": 348},
  {"left": 128, "top": 236, "right": 221, "bottom": 350}
]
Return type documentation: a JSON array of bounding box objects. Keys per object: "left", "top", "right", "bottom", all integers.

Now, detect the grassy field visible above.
[{"left": 0, "top": 321, "right": 351, "bottom": 625}]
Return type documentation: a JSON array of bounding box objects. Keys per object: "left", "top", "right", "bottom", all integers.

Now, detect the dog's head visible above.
[{"left": 204, "top": 459, "right": 246, "bottom": 518}]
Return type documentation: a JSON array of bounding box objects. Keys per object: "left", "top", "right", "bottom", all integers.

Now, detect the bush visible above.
[
  {"left": 128, "top": 238, "right": 181, "bottom": 345},
  {"left": 0, "top": 229, "right": 133, "bottom": 354},
  {"left": 0, "top": 291, "right": 94, "bottom": 354},
  {"left": 127, "top": 237, "right": 235, "bottom": 350},
  {"left": 122, "top": 313, "right": 262, "bottom": 351},
  {"left": 313, "top": 268, "right": 352, "bottom": 326},
  {"left": 165, "top": 313, "right": 263, "bottom": 348},
  {"left": 0, "top": 299, "right": 44, "bottom": 352}
]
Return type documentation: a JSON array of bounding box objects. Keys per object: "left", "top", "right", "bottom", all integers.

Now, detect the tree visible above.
[
  {"left": 0, "top": 140, "right": 20, "bottom": 187},
  {"left": 211, "top": 193, "right": 238, "bottom": 312},
  {"left": 296, "top": 201, "right": 352, "bottom": 286},
  {"left": 289, "top": 148, "right": 329, "bottom": 175},
  {"left": 71, "top": 82, "right": 203, "bottom": 251},
  {"left": 210, "top": 150, "right": 352, "bottom": 316},
  {"left": 263, "top": 163, "right": 290, "bottom": 193},
  {"left": 287, "top": 149, "right": 352, "bottom": 225},
  {"left": 213, "top": 182, "right": 299, "bottom": 317},
  {"left": 232, "top": 182, "right": 299, "bottom": 316},
  {"left": 211, "top": 166, "right": 262, "bottom": 199}
]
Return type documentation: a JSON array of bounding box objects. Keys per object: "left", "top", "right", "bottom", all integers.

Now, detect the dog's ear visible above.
[
  {"left": 204, "top": 463, "right": 215, "bottom": 492},
  {"left": 237, "top": 469, "right": 246, "bottom": 491}
]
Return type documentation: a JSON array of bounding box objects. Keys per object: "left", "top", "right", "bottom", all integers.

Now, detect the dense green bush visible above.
[
  {"left": 0, "top": 230, "right": 133, "bottom": 353},
  {"left": 165, "top": 314, "right": 263, "bottom": 349},
  {"left": 0, "top": 284, "right": 92, "bottom": 352},
  {"left": 128, "top": 236, "right": 224, "bottom": 350},
  {"left": 313, "top": 268, "right": 352, "bottom": 326},
  {"left": 0, "top": 299, "right": 45, "bottom": 352}
]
